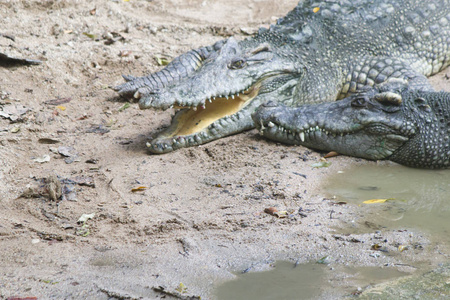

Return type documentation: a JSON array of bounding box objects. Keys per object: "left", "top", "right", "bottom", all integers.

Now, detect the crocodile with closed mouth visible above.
[{"left": 114, "top": 0, "right": 450, "bottom": 154}]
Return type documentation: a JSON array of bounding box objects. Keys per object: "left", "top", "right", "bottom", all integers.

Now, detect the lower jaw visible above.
[
  {"left": 147, "top": 87, "right": 261, "bottom": 153},
  {"left": 147, "top": 108, "right": 256, "bottom": 154}
]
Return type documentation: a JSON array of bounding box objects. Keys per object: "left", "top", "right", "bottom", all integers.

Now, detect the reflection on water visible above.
[{"left": 326, "top": 165, "right": 450, "bottom": 241}]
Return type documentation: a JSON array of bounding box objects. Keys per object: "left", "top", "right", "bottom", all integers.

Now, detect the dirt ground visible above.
[{"left": 0, "top": 1, "right": 449, "bottom": 299}]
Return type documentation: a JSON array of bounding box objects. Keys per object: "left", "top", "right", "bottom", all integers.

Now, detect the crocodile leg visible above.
[{"left": 337, "top": 56, "right": 435, "bottom": 101}]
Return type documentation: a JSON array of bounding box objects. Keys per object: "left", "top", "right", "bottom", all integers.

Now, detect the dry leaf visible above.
[
  {"left": 371, "top": 244, "right": 382, "bottom": 250},
  {"left": 316, "top": 256, "right": 330, "bottom": 264},
  {"left": 398, "top": 245, "right": 408, "bottom": 252},
  {"left": 118, "top": 103, "right": 130, "bottom": 112},
  {"left": 363, "top": 198, "right": 395, "bottom": 204},
  {"left": 324, "top": 151, "right": 339, "bottom": 158},
  {"left": 0, "top": 52, "right": 41, "bottom": 65},
  {"left": 154, "top": 55, "right": 171, "bottom": 66},
  {"left": 131, "top": 186, "right": 147, "bottom": 192},
  {"left": 78, "top": 213, "right": 95, "bottom": 223},
  {"left": 38, "top": 138, "right": 60, "bottom": 144},
  {"left": 83, "top": 32, "right": 96, "bottom": 39},
  {"left": 264, "top": 207, "right": 278, "bottom": 215},
  {"left": 175, "top": 282, "right": 187, "bottom": 293},
  {"left": 274, "top": 211, "right": 288, "bottom": 218},
  {"left": 311, "top": 161, "right": 331, "bottom": 168},
  {"left": 119, "top": 50, "right": 132, "bottom": 57},
  {"left": 33, "top": 155, "right": 50, "bottom": 163},
  {"left": 313, "top": 7, "right": 320, "bottom": 13},
  {"left": 44, "top": 97, "right": 72, "bottom": 105}
]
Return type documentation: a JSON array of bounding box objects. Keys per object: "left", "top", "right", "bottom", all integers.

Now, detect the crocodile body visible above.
[
  {"left": 253, "top": 83, "right": 450, "bottom": 169},
  {"left": 115, "top": 0, "right": 450, "bottom": 153}
]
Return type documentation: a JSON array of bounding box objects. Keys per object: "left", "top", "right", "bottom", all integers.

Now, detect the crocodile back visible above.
[{"left": 269, "top": 0, "right": 450, "bottom": 75}]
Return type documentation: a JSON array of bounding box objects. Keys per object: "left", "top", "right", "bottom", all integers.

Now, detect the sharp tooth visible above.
[
  {"left": 201, "top": 105, "right": 206, "bottom": 109},
  {"left": 170, "top": 105, "right": 173, "bottom": 109},
  {"left": 340, "top": 133, "right": 344, "bottom": 137},
  {"left": 193, "top": 107, "right": 197, "bottom": 111},
  {"left": 299, "top": 132, "right": 305, "bottom": 142},
  {"left": 267, "top": 121, "right": 275, "bottom": 127},
  {"left": 213, "top": 96, "right": 216, "bottom": 100},
  {"left": 208, "top": 98, "right": 212, "bottom": 103},
  {"left": 231, "top": 95, "right": 235, "bottom": 99},
  {"left": 315, "top": 126, "right": 319, "bottom": 131},
  {"left": 133, "top": 91, "right": 141, "bottom": 99}
]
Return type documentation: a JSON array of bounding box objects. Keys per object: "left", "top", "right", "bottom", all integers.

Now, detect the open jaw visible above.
[{"left": 146, "top": 83, "right": 261, "bottom": 153}]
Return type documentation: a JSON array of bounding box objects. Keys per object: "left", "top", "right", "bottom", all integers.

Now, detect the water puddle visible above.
[
  {"left": 215, "top": 165, "right": 450, "bottom": 299},
  {"left": 215, "top": 261, "right": 409, "bottom": 299},
  {"left": 215, "top": 261, "right": 326, "bottom": 300},
  {"left": 326, "top": 165, "right": 450, "bottom": 242}
]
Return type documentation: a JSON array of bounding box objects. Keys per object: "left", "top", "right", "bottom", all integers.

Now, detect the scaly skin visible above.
[
  {"left": 114, "top": 0, "right": 450, "bottom": 153},
  {"left": 253, "top": 83, "right": 450, "bottom": 169}
]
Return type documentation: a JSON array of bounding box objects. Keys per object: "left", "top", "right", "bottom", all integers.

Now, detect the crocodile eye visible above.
[
  {"left": 351, "top": 97, "right": 368, "bottom": 108},
  {"left": 229, "top": 58, "right": 247, "bottom": 70}
]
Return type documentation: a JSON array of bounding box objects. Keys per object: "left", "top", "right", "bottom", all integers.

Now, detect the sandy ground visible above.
[{"left": 0, "top": 1, "right": 449, "bottom": 299}]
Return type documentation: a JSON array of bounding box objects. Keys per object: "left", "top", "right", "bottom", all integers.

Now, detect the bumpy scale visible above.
[
  {"left": 253, "top": 82, "right": 450, "bottom": 169},
  {"left": 114, "top": 0, "right": 450, "bottom": 153}
]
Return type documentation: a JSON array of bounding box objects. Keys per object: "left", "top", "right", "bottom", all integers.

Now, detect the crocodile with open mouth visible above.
[{"left": 114, "top": 0, "right": 450, "bottom": 153}]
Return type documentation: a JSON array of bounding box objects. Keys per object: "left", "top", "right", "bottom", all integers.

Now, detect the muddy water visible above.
[
  {"left": 215, "top": 165, "right": 450, "bottom": 299},
  {"left": 215, "top": 261, "right": 326, "bottom": 300},
  {"left": 326, "top": 164, "right": 450, "bottom": 241},
  {"left": 215, "top": 261, "right": 409, "bottom": 299}
]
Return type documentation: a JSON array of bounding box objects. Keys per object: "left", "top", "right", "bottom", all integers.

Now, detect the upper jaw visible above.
[
  {"left": 147, "top": 92, "right": 263, "bottom": 153},
  {"left": 137, "top": 80, "right": 257, "bottom": 111},
  {"left": 146, "top": 83, "right": 263, "bottom": 153}
]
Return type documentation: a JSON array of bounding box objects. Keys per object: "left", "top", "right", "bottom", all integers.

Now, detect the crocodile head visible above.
[
  {"left": 253, "top": 89, "right": 419, "bottom": 162},
  {"left": 129, "top": 37, "right": 301, "bottom": 153}
]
